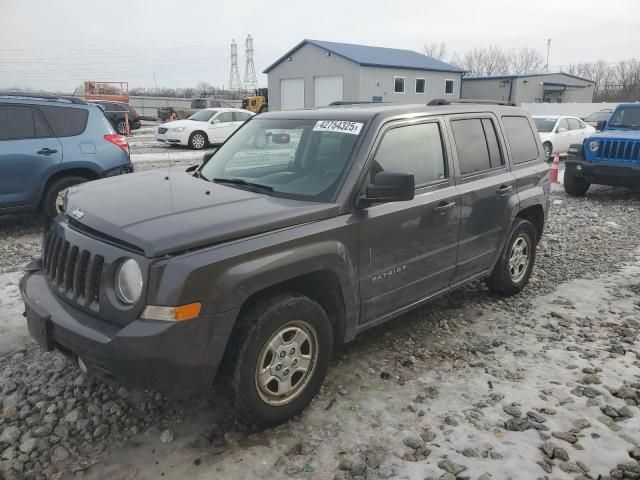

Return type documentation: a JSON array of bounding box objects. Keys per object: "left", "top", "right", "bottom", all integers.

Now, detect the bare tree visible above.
[
  {"left": 195, "top": 82, "right": 213, "bottom": 97},
  {"left": 507, "top": 47, "right": 544, "bottom": 74},
  {"left": 423, "top": 42, "right": 448, "bottom": 61},
  {"left": 483, "top": 46, "right": 509, "bottom": 76}
]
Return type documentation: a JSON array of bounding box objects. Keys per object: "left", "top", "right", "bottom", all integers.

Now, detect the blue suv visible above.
[
  {"left": 565, "top": 103, "right": 640, "bottom": 196},
  {"left": 0, "top": 93, "right": 133, "bottom": 217}
]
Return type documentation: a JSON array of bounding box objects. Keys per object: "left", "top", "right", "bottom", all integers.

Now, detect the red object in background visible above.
[
  {"left": 550, "top": 153, "right": 560, "bottom": 184},
  {"left": 84, "top": 81, "right": 129, "bottom": 103}
]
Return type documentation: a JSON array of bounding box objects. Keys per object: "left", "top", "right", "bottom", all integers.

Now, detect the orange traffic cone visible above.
[{"left": 550, "top": 153, "right": 560, "bottom": 184}]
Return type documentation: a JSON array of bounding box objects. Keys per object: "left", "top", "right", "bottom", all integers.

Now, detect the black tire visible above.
[
  {"left": 116, "top": 120, "right": 128, "bottom": 135},
  {"left": 486, "top": 218, "right": 537, "bottom": 296},
  {"left": 564, "top": 169, "right": 590, "bottom": 197},
  {"left": 188, "top": 131, "right": 208, "bottom": 150},
  {"left": 220, "top": 293, "right": 333, "bottom": 427},
  {"left": 42, "top": 176, "right": 89, "bottom": 218},
  {"left": 543, "top": 142, "right": 552, "bottom": 160}
]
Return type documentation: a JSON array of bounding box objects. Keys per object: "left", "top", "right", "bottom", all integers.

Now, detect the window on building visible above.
[
  {"left": 370, "top": 122, "right": 447, "bottom": 188},
  {"left": 502, "top": 116, "right": 540, "bottom": 164},
  {"left": 445, "top": 79, "right": 455, "bottom": 95},
  {"left": 415, "top": 78, "right": 426, "bottom": 94},
  {"left": 38, "top": 106, "right": 89, "bottom": 137},
  {"left": 394, "top": 77, "right": 405, "bottom": 94}
]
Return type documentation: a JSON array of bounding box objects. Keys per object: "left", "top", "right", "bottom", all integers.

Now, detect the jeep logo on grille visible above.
[{"left": 70, "top": 208, "right": 85, "bottom": 220}]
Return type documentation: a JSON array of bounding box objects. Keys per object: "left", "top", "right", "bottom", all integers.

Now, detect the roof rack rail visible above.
[
  {"left": 0, "top": 91, "right": 87, "bottom": 105},
  {"left": 329, "top": 101, "right": 386, "bottom": 106},
  {"left": 427, "top": 98, "right": 516, "bottom": 107}
]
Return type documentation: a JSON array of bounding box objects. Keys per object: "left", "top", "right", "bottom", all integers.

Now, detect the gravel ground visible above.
[{"left": 1, "top": 129, "right": 640, "bottom": 479}]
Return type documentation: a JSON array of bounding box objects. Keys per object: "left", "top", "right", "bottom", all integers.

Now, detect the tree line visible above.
[{"left": 424, "top": 42, "right": 640, "bottom": 102}]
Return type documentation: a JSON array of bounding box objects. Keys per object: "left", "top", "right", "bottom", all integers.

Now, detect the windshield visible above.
[
  {"left": 534, "top": 117, "right": 558, "bottom": 133},
  {"left": 608, "top": 107, "right": 640, "bottom": 130},
  {"left": 200, "top": 118, "right": 364, "bottom": 202},
  {"left": 584, "top": 111, "right": 611, "bottom": 122},
  {"left": 188, "top": 109, "right": 217, "bottom": 122}
]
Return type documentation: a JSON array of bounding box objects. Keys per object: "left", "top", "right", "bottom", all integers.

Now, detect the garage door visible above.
[
  {"left": 280, "top": 78, "right": 305, "bottom": 111},
  {"left": 314, "top": 75, "right": 343, "bottom": 107}
]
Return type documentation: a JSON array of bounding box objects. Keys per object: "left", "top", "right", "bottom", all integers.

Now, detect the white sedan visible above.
[
  {"left": 533, "top": 115, "right": 595, "bottom": 158},
  {"left": 156, "top": 108, "right": 254, "bottom": 150}
]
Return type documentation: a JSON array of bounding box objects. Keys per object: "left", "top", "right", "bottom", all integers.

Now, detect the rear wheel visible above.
[
  {"left": 220, "top": 293, "right": 333, "bottom": 427},
  {"left": 486, "top": 218, "right": 537, "bottom": 296},
  {"left": 42, "top": 176, "right": 89, "bottom": 218},
  {"left": 564, "top": 169, "right": 590, "bottom": 196},
  {"left": 116, "top": 120, "right": 127, "bottom": 135},
  {"left": 188, "top": 131, "right": 208, "bottom": 150}
]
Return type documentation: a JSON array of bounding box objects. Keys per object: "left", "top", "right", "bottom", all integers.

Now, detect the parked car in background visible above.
[
  {"left": 565, "top": 103, "right": 640, "bottom": 196},
  {"left": 533, "top": 115, "right": 595, "bottom": 158},
  {"left": 155, "top": 108, "right": 254, "bottom": 149},
  {"left": 583, "top": 109, "right": 613, "bottom": 131},
  {"left": 22, "top": 100, "right": 549, "bottom": 427},
  {"left": 88, "top": 100, "right": 141, "bottom": 135},
  {"left": 0, "top": 93, "right": 132, "bottom": 217}
]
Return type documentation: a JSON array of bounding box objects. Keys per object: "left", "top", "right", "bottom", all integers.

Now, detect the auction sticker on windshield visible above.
[{"left": 313, "top": 120, "right": 363, "bottom": 135}]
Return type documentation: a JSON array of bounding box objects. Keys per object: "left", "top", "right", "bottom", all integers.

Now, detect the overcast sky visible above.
[{"left": 1, "top": 0, "right": 638, "bottom": 92}]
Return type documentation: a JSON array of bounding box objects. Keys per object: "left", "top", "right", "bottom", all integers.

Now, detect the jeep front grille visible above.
[
  {"left": 43, "top": 228, "right": 104, "bottom": 308},
  {"left": 597, "top": 140, "right": 640, "bottom": 164}
]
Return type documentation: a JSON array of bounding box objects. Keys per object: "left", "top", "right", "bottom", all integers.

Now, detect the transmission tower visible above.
[
  {"left": 243, "top": 34, "right": 258, "bottom": 93},
  {"left": 228, "top": 39, "right": 241, "bottom": 94}
]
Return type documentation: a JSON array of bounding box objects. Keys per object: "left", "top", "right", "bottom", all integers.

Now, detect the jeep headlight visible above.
[
  {"left": 169, "top": 127, "right": 186, "bottom": 133},
  {"left": 588, "top": 140, "right": 599, "bottom": 152},
  {"left": 115, "top": 259, "right": 143, "bottom": 304}
]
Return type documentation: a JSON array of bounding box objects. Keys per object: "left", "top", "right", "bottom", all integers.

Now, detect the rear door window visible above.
[
  {"left": 216, "top": 112, "right": 234, "bottom": 123},
  {"left": 501, "top": 116, "right": 540, "bottom": 164},
  {"left": 39, "top": 106, "right": 89, "bottom": 137},
  {"left": 0, "top": 105, "right": 50, "bottom": 140},
  {"left": 450, "top": 118, "right": 492, "bottom": 175}
]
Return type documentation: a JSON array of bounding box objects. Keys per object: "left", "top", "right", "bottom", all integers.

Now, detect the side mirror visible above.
[
  {"left": 596, "top": 120, "right": 607, "bottom": 131},
  {"left": 557, "top": 127, "right": 568, "bottom": 133},
  {"left": 202, "top": 150, "right": 216, "bottom": 163},
  {"left": 211, "top": 118, "right": 220, "bottom": 124},
  {"left": 361, "top": 172, "right": 415, "bottom": 206}
]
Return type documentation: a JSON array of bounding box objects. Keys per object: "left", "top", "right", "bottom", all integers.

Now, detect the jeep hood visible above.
[
  {"left": 64, "top": 169, "right": 340, "bottom": 257},
  {"left": 590, "top": 130, "right": 640, "bottom": 141}
]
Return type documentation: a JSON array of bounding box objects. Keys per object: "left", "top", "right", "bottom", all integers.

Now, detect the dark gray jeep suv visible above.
[{"left": 21, "top": 101, "right": 550, "bottom": 426}]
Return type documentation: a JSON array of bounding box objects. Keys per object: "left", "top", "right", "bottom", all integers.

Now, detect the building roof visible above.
[
  {"left": 462, "top": 72, "right": 594, "bottom": 83},
  {"left": 263, "top": 39, "right": 465, "bottom": 74}
]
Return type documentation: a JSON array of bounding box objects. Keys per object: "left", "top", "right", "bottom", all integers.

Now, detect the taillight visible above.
[{"left": 104, "top": 134, "right": 130, "bottom": 157}]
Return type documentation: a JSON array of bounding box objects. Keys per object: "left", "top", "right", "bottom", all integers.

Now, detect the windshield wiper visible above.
[{"left": 212, "top": 177, "right": 274, "bottom": 193}]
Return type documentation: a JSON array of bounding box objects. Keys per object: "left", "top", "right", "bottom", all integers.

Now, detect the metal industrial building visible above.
[
  {"left": 264, "top": 39, "right": 465, "bottom": 110},
  {"left": 461, "top": 72, "right": 595, "bottom": 105}
]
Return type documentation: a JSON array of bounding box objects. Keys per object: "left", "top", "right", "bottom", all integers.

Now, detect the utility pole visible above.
[
  {"left": 153, "top": 73, "right": 158, "bottom": 97},
  {"left": 243, "top": 34, "right": 258, "bottom": 93},
  {"left": 545, "top": 38, "right": 551, "bottom": 73},
  {"left": 228, "top": 39, "right": 241, "bottom": 98}
]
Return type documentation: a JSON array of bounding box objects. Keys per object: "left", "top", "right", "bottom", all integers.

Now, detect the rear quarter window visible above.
[
  {"left": 39, "top": 106, "right": 89, "bottom": 137},
  {"left": 501, "top": 116, "right": 540, "bottom": 164}
]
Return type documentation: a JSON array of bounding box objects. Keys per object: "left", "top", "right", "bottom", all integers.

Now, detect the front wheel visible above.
[
  {"left": 564, "top": 169, "right": 590, "bottom": 196},
  {"left": 221, "top": 294, "right": 333, "bottom": 427},
  {"left": 486, "top": 218, "right": 537, "bottom": 296},
  {"left": 188, "top": 131, "right": 208, "bottom": 150}
]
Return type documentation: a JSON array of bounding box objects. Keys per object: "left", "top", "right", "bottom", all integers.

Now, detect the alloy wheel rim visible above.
[
  {"left": 192, "top": 134, "right": 205, "bottom": 149},
  {"left": 508, "top": 234, "right": 531, "bottom": 283},
  {"left": 55, "top": 188, "right": 68, "bottom": 214},
  {"left": 117, "top": 122, "right": 127, "bottom": 134},
  {"left": 255, "top": 320, "right": 318, "bottom": 406}
]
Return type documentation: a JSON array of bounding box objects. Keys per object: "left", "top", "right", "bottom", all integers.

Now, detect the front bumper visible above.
[
  {"left": 155, "top": 130, "right": 188, "bottom": 145},
  {"left": 566, "top": 159, "right": 640, "bottom": 188},
  {"left": 20, "top": 268, "right": 238, "bottom": 396}
]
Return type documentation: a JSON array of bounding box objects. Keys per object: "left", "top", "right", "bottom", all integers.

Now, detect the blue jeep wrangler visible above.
[
  {"left": 565, "top": 103, "right": 640, "bottom": 196},
  {"left": 0, "top": 93, "right": 133, "bottom": 217}
]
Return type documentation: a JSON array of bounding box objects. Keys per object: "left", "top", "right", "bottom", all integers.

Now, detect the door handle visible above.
[
  {"left": 433, "top": 201, "right": 456, "bottom": 214},
  {"left": 496, "top": 185, "right": 513, "bottom": 196},
  {"left": 37, "top": 148, "right": 58, "bottom": 155}
]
